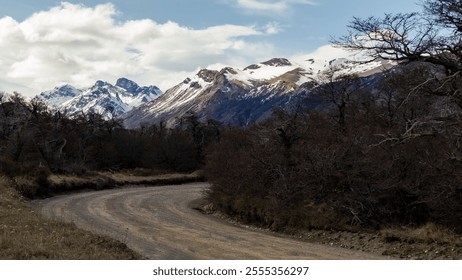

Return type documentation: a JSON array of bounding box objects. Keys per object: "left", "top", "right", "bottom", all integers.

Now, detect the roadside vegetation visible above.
[{"left": 205, "top": 0, "right": 462, "bottom": 237}]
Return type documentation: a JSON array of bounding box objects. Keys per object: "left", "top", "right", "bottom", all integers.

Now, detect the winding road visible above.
[{"left": 37, "top": 183, "right": 383, "bottom": 259}]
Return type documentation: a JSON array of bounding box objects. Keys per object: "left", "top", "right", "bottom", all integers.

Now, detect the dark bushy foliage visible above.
[
  {"left": 0, "top": 95, "right": 218, "bottom": 177},
  {"left": 205, "top": 64, "right": 462, "bottom": 233}
]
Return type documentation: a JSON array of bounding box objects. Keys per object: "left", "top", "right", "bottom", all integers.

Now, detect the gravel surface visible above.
[{"left": 36, "top": 183, "right": 386, "bottom": 260}]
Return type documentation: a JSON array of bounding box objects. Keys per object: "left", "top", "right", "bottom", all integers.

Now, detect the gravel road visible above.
[{"left": 37, "top": 183, "right": 385, "bottom": 259}]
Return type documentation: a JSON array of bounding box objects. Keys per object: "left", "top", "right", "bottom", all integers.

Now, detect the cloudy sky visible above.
[{"left": 0, "top": 0, "right": 420, "bottom": 96}]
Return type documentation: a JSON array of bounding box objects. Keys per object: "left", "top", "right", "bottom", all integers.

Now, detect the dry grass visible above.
[
  {"left": 380, "top": 223, "right": 462, "bottom": 244},
  {"left": 1, "top": 170, "right": 203, "bottom": 259},
  {"left": 48, "top": 174, "right": 100, "bottom": 186},
  {"left": 47, "top": 170, "right": 203, "bottom": 190},
  {"left": 0, "top": 176, "right": 141, "bottom": 259},
  {"left": 10, "top": 169, "right": 202, "bottom": 199},
  {"left": 99, "top": 170, "right": 203, "bottom": 185}
]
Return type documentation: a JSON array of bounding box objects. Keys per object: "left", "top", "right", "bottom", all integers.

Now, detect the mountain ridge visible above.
[
  {"left": 35, "top": 54, "right": 393, "bottom": 127},
  {"left": 121, "top": 56, "right": 392, "bottom": 128}
]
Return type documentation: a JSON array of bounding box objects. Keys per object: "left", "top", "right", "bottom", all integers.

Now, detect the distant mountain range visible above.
[
  {"left": 38, "top": 78, "right": 162, "bottom": 119},
  {"left": 37, "top": 55, "right": 392, "bottom": 127}
]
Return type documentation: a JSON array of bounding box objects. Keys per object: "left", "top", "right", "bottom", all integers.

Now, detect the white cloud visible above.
[
  {"left": 234, "top": 0, "right": 316, "bottom": 14},
  {"left": 0, "top": 2, "right": 277, "bottom": 96},
  {"left": 264, "top": 22, "right": 282, "bottom": 34},
  {"left": 292, "top": 45, "right": 355, "bottom": 61},
  {"left": 237, "top": 0, "right": 286, "bottom": 12}
]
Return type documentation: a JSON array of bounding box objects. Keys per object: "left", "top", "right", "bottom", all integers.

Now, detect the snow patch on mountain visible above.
[
  {"left": 243, "top": 58, "right": 298, "bottom": 81},
  {"left": 38, "top": 85, "right": 83, "bottom": 108}
]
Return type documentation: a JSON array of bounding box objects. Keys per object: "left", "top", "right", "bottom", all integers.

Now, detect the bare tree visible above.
[
  {"left": 425, "top": 0, "right": 462, "bottom": 32},
  {"left": 334, "top": 1, "right": 462, "bottom": 74},
  {"left": 316, "top": 65, "right": 363, "bottom": 127},
  {"left": 334, "top": 0, "right": 462, "bottom": 136}
]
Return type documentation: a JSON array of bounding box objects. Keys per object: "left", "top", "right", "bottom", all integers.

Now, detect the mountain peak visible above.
[
  {"left": 38, "top": 84, "right": 82, "bottom": 108},
  {"left": 54, "top": 84, "right": 77, "bottom": 91},
  {"left": 197, "top": 69, "right": 219, "bottom": 83},
  {"left": 261, "top": 58, "right": 292, "bottom": 67},
  {"left": 116, "top": 78, "right": 140, "bottom": 92},
  {"left": 94, "top": 80, "right": 110, "bottom": 87},
  {"left": 243, "top": 64, "right": 261, "bottom": 71},
  {"left": 44, "top": 84, "right": 80, "bottom": 96},
  {"left": 220, "top": 67, "right": 239, "bottom": 75}
]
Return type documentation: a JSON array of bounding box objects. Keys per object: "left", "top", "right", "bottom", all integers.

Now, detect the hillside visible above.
[{"left": 122, "top": 56, "right": 392, "bottom": 128}]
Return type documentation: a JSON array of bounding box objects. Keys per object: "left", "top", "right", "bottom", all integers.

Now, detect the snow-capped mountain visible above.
[
  {"left": 39, "top": 85, "right": 83, "bottom": 107},
  {"left": 122, "top": 56, "right": 392, "bottom": 128},
  {"left": 38, "top": 78, "right": 162, "bottom": 119}
]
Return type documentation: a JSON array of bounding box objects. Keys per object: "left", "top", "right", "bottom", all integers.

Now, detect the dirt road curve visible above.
[{"left": 37, "top": 183, "right": 384, "bottom": 259}]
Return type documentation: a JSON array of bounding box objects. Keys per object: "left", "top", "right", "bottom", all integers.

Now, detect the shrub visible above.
[{"left": 205, "top": 103, "right": 462, "bottom": 233}]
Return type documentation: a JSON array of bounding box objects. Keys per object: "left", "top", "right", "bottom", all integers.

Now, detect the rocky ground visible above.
[
  {"left": 211, "top": 211, "right": 462, "bottom": 260},
  {"left": 296, "top": 228, "right": 462, "bottom": 260}
]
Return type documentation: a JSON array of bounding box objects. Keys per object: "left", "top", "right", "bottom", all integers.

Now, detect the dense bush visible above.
[{"left": 205, "top": 64, "right": 462, "bottom": 233}]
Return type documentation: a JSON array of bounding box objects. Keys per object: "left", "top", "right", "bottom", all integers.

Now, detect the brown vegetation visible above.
[
  {"left": 0, "top": 89, "right": 211, "bottom": 198},
  {"left": 0, "top": 176, "right": 140, "bottom": 259},
  {"left": 204, "top": 0, "right": 462, "bottom": 236},
  {"left": 9, "top": 170, "right": 203, "bottom": 199},
  {"left": 0, "top": 92, "right": 219, "bottom": 176},
  {"left": 205, "top": 64, "right": 462, "bottom": 235}
]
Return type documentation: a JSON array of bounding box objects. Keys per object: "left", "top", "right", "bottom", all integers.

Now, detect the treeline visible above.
[
  {"left": 205, "top": 62, "right": 462, "bottom": 233},
  {"left": 0, "top": 93, "right": 218, "bottom": 196}
]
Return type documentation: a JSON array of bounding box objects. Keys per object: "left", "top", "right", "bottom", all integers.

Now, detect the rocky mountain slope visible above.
[{"left": 122, "top": 57, "right": 391, "bottom": 128}]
